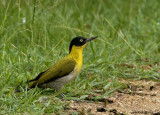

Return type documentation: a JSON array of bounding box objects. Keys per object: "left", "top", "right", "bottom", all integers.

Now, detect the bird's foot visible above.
[{"left": 60, "top": 93, "right": 66, "bottom": 98}]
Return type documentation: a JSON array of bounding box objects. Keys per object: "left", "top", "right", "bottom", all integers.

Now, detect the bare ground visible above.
[{"left": 66, "top": 80, "right": 160, "bottom": 115}]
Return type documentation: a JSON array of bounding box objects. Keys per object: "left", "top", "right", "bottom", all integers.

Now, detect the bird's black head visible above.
[{"left": 69, "top": 36, "right": 97, "bottom": 53}]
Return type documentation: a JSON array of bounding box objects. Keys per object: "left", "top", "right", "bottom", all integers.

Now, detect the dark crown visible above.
[{"left": 69, "top": 37, "right": 87, "bottom": 53}]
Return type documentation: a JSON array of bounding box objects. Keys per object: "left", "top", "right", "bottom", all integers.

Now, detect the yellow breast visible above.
[{"left": 69, "top": 45, "right": 85, "bottom": 74}]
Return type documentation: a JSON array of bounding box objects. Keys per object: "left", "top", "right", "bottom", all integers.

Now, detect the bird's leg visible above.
[
  {"left": 60, "top": 93, "right": 66, "bottom": 98},
  {"left": 55, "top": 86, "right": 66, "bottom": 98}
]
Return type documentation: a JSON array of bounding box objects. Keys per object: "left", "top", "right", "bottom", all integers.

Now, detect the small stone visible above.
[
  {"left": 150, "top": 85, "right": 154, "bottom": 91},
  {"left": 109, "top": 109, "right": 117, "bottom": 114},
  {"left": 97, "top": 107, "right": 106, "bottom": 112},
  {"left": 153, "top": 112, "right": 160, "bottom": 115}
]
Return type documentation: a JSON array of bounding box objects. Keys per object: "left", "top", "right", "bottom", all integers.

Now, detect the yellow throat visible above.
[{"left": 69, "top": 44, "right": 86, "bottom": 72}]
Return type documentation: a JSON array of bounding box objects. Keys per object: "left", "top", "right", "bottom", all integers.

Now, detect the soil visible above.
[{"left": 66, "top": 80, "right": 160, "bottom": 115}]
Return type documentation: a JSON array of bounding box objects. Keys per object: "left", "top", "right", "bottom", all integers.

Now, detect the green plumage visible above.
[
  {"left": 27, "top": 36, "right": 97, "bottom": 92},
  {"left": 28, "top": 56, "right": 76, "bottom": 89}
]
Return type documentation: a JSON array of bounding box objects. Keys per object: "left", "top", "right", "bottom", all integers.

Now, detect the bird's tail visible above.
[
  {"left": 26, "top": 70, "right": 47, "bottom": 89},
  {"left": 26, "top": 80, "right": 37, "bottom": 89}
]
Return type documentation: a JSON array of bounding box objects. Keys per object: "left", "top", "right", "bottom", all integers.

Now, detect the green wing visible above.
[{"left": 28, "top": 56, "right": 76, "bottom": 88}]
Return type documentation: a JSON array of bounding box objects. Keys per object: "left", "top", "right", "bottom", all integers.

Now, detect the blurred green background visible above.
[{"left": 0, "top": 0, "right": 160, "bottom": 114}]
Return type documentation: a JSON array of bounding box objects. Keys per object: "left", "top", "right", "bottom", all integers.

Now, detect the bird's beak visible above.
[{"left": 85, "top": 36, "right": 98, "bottom": 43}]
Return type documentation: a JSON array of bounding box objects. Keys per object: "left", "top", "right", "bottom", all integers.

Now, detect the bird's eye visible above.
[{"left": 80, "top": 39, "right": 83, "bottom": 42}]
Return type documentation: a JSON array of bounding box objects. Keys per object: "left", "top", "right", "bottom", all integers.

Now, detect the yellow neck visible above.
[
  {"left": 68, "top": 44, "right": 86, "bottom": 74},
  {"left": 69, "top": 45, "right": 85, "bottom": 64}
]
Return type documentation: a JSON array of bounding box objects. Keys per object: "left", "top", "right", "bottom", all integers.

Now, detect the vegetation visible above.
[{"left": 0, "top": 0, "right": 160, "bottom": 114}]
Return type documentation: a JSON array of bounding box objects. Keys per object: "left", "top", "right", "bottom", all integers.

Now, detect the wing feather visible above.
[{"left": 28, "top": 56, "right": 76, "bottom": 88}]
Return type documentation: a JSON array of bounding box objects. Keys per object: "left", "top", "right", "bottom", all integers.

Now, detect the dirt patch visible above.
[{"left": 66, "top": 80, "right": 160, "bottom": 115}]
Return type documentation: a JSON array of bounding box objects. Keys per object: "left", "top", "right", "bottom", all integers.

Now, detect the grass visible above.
[{"left": 0, "top": 0, "right": 160, "bottom": 114}]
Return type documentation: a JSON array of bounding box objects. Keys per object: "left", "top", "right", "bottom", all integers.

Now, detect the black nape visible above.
[{"left": 69, "top": 37, "right": 87, "bottom": 53}]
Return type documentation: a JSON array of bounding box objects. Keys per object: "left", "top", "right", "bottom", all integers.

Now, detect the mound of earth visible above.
[{"left": 67, "top": 80, "right": 160, "bottom": 115}]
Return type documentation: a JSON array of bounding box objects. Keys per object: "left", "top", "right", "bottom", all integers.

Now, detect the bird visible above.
[{"left": 27, "top": 36, "right": 97, "bottom": 92}]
